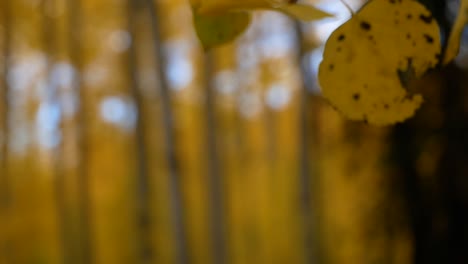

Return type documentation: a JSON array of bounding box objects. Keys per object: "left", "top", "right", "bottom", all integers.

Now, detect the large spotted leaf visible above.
[{"left": 319, "top": 0, "right": 441, "bottom": 125}]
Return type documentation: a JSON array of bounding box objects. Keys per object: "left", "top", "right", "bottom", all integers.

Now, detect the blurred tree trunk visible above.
[
  {"left": 144, "top": 0, "right": 189, "bottom": 263},
  {"left": 391, "top": 64, "right": 468, "bottom": 264},
  {"left": 127, "top": 0, "right": 153, "bottom": 263},
  {"left": 67, "top": 0, "right": 94, "bottom": 262},
  {"left": 203, "top": 51, "right": 227, "bottom": 264},
  {"left": 0, "top": 0, "right": 12, "bottom": 263},
  {"left": 41, "top": 0, "right": 70, "bottom": 263},
  {"left": 295, "top": 21, "right": 317, "bottom": 264}
]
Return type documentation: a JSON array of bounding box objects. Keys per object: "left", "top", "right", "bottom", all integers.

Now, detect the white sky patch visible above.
[
  {"left": 59, "top": 92, "right": 79, "bottom": 117},
  {"left": 36, "top": 102, "right": 62, "bottom": 149},
  {"left": 50, "top": 62, "right": 79, "bottom": 117},
  {"left": 214, "top": 70, "right": 238, "bottom": 95},
  {"left": 256, "top": 12, "right": 296, "bottom": 59},
  {"left": 308, "top": 0, "right": 361, "bottom": 43},
  {"left": 8, "top": 53, "right": 46, "bottom": 92},
  {"left": 9, "top": 123, "right": 31, "bottom": 156},
  {"left": 258, "top": 32, "right": 296, "bottom": 59},
  {"left": 5, "top": 53, "right": 74, "bottom": 153},
  {"left": 306, "top": 47, "right": 325, "bottom": 94},
  {"left": 35, "top": 79, "right": 50, "bottom": 101},
  {"left": 51, "top": 62, "right": 76, "bottom": 90},
  {"left": 163, "top": 39, "right": 195, "bottom": 91},
  {"left": 237, "top": 42, "right": 260, "bottom": 70},
  {"left": 166, "top": 54, "right": 193, "bottom": 91},
  {"left": 238, "top": 91, "right": 262, "bottom": 119},
  {"left": 100, "top": 96, "right": 137, "bottom": 132},
  {"left": 265, "top": 83, "right": 291, "bottom": 110},
  {"left": 83, "top": 62, "right": 109, "bottom": 86}
]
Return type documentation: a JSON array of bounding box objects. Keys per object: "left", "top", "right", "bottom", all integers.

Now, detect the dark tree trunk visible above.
[{"left": 391, "top": 54, "right": 468, "bottom": 264}]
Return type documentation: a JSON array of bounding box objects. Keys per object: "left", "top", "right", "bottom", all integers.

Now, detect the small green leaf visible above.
[{"left": 193, "top": 11, "right": 251, "bottom": 50}]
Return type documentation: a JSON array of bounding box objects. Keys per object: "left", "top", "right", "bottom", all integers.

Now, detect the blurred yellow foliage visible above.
[{"left": 1, "top": 0, "right": 452, "bottom": 264}]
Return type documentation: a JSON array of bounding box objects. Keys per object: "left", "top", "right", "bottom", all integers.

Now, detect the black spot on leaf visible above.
[
  {"left": 338, "top": 34, "right": 345, "bottom": 41},
  {"left": 363, "top": 115, "right": 369, "bottom": 124},
  {"left": 329, "top": 64, "right": 335, "bottom": 70},
  {"left": 419, "top": 14, "right": 433, "bottom": 24},
  {"left": 360, "top": 21, "right": 371, "bottom": 31},
  {"left": 353, "top": 93, "right": 360, "bottom": 101},
  {"left": 423, "top": 34, "right": 434, "bottom": 44},
  {"left": 384, "top": 104, "right": 389, "bottom": 109}
]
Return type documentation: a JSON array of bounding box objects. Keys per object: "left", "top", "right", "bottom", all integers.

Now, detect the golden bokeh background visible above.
[{"left": 1, "top": 0, "right": 467, "bottom": 264}]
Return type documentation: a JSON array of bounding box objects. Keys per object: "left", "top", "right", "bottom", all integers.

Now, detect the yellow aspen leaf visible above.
[
  {"left": 318, "top": 0, "right": 441, "bottom": 126},
  {"left": 193, "top": 11, "right": 251, "bottom": 50},
  {"left": 276, "top": 4, "right": 332, "bottom": 21},
  {"left": 196, "top": 0, "right": 331, "bottom": 20},
  {"left": 191, "top": 0, "right": 330, "bottom": 49},
  {"left": 443, "top": 0, "right": 468, "bottom": 65},
  {"left": 195, "top": 0, "right": 300, "bottom": 13},
  {"left": 196, "top": 0, "right": 271, "bottom": 14}
]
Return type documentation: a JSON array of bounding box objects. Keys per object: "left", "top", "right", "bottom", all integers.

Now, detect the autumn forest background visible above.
[{"left": 0, "top": 0, "right": 467, "bottom": 264}]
